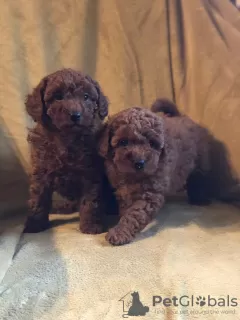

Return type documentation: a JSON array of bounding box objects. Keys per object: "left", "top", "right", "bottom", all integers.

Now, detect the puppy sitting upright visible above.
[
  {"left": 24, "top": 68, "right": 108, "bottom": 234},
  {"left": 99, "top": 99, "right": 212, "bottom": 245}
]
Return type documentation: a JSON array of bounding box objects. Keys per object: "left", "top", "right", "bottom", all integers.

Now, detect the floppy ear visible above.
[
  {"left": 25, "top": 78, "right": 48, "bottom": 124},
  {"left": 155, "top": 117, "right": 165, "bottom": 150},
  {"left": 86, "top": 76, "right": 109, "bottom": 120},
  {"left": 97, "top": 86, "right": 109, "bottom": 120},
  {"left": 98, "top": 123, "right": 112, "bottom": 159}
]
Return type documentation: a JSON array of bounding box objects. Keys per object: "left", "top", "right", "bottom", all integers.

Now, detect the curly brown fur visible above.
[
  {"left": 99, "top": 99, "right": 213, "bottom": 245},
  {"left": 151, "top": 98, "right": 181, "bottom": 116},
  {"left": 24, "top": 68, "right": 109, "bottom": 234}
]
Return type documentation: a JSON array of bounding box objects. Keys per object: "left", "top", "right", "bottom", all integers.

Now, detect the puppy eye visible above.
[
  {"left": 118, "top": 139, "right": 129, "bottom": 147},
  {"left": 84, "top": 93, "right": 89, "bottom": 101},
  {"left": 54, "top": 92, "right": 64, "bottom": 101},
  {"left": 150, "top": 140, "right": 159, "bottom": 149}
]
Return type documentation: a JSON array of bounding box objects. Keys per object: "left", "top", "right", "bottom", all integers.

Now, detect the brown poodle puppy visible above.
[
  {"left": 24, "top": 68, "right": 109, "bottom": 234},
  {"left": 99, "top": 99, "right": 212, "bottom": 245}
]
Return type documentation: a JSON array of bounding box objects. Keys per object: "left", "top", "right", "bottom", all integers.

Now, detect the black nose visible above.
[
  {"left": 134, "top": 160, "right": 145, "bottom": 170},
  {"left": 71, "top": 112, "right": 81, "bottom": 122}
]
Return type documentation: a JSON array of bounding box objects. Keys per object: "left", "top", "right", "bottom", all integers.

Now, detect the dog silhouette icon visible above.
[{"left": 128, "top": 291, "right": 149, "bottom": 316}]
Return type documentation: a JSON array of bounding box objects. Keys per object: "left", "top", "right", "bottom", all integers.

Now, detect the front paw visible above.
[
  {"left": 106, "top": 226, "right": 134, "bottom": 246},
  {"left": 23, "top": 215, "right": 50, "bottom": 233},
  {"left": 80, "top": 222, "right": 103, "bottom": 235}
]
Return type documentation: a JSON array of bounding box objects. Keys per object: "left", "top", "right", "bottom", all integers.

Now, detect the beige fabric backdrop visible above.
[{"left": 0, "top": 0, "right": 240, "bottom": 215}]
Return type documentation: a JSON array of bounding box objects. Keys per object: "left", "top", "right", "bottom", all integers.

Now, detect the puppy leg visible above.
[
  {"left": 186, "top": 170, "right": 212, "bottom": 205},
  {"left": 79, "top": 182, "right": 104, "bottom": 234},
  {"left": 187, "top": 141, "right": 212, "bottom": 206},
  {"left": 106, "top": 194, "right": 164, "bottom": 245},
  {"left": 24, "top": 171, "right": 53, "bottom": 233}
]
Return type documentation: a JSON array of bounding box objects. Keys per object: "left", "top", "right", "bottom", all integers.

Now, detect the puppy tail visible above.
[{"left": 151, "top": 98, "right": 181, "bottom": 117}]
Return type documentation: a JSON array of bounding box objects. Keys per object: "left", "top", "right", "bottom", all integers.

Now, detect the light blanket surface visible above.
[{"left": 0, "top": 202, "right": 240, "bottom": 319}]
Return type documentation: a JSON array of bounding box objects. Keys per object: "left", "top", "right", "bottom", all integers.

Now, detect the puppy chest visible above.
[
  {"left": 52, "top": 146, "right": 92, "bottom": 170},
  {"left": 53, "top": 171, "right": 83, "bottom": 199}
]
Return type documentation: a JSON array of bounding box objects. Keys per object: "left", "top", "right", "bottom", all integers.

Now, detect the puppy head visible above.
[
  {"left": 99, "top": 107, "right": 165, "bottom": 176},
  {"left": 26, "top": 69, "right": 108, "bottom": 132}
]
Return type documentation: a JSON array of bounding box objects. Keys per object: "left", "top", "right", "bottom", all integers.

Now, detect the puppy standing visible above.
[
  {"left": 99, "top": 99, "right": 212, "bottom": 245},
  {"left": 24, "top": 68, "right": 108, "bottom": 234}
]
